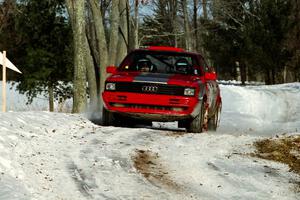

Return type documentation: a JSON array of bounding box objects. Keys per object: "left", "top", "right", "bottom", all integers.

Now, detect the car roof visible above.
[
  {"left": 133, "top": 46, "right": 200, "bottom": 56},
  {"left": 145, "top": 46, "right": 185, "bottom": 52}
]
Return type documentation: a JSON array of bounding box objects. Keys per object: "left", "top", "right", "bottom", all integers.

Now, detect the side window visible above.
[{"left": 119, "top": 54, "right": 135, "bottom": 71}]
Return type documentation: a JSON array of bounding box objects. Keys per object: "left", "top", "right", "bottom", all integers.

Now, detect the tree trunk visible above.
[
  {"left": 264, "top": 69, "right": 271, "bottom": 85},
  {"left": 283, "top": 65, "right": 287, "bottom": 83},
  {"left": 133, "top": 0, "right": 139, "bottom": 49},
  {"left": 66, "top": 0, "right": 87, "bottom": 113},
  {"left": 201, "top": 0, "right": 210, "bottom": 59},
  {"left": 240, "top": 62, "right": 246, "bottom": 86},
  {"left": 182, "top": 0, "right": 192, "bottom": 51},
  {"left": 271, "top": 69, "right": 275, "bottom": 84},
  {"left": 89, "top": 0, "right": 108, "bottom": 102},
  {"left": 84, "top": 34, "right": 98, "bottom": 107},
  {"left": 86, "top": 3, "right": 100, "bottom": 67},
  {"left": 116, "top": 0, "right": 129, "bottom": 65},
  {"left": 108, "top": 0, "right": 120, "bottom": 65},
  {"left": 170, "top": 0, "right": 178, "bottom": 47},
  {"left": 193, "top": 0, "right": 199, "bottom": 51},
  {"left": 48, "top": 83, "right": 54, "bottom": 112},
  {"left": 202, "top": 0, "right": 208, "bottom": 19}
]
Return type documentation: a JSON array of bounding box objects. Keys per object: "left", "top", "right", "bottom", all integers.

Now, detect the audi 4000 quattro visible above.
[{"left": 102, "top": 46, "right": 222, "bottom": 133}]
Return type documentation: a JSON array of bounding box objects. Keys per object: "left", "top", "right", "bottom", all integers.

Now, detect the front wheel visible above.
[
  {"left": 102, "top": 107, "right": 114, "bottom": 126},
  {"left": 186, "top": 100, "right": 208, "bottom": 133}
]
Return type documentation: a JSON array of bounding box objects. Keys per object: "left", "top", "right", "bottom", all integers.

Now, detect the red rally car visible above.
[{"left": 102, "top": 46, "right": 222, "bottom": 133}]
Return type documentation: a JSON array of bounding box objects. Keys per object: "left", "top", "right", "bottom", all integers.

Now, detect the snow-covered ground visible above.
[{"left": 0, "top": 82, "right": 300, "bottom": 199}]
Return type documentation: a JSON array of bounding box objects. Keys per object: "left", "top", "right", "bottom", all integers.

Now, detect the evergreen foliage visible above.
[
  {"left": 202, "top": 0, "right": 297, "bottom": 84},
  {"left": 0, "top": 0, "right": 73, "bottom": 104},
  {"left": 14, "top": 0, "right": 73, "bottom": 103},
  {"left": 0, "top": 0, "right": 21, "bottom": 79}
]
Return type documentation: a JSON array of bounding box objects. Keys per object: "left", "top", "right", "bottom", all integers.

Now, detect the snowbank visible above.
[
  {"left": 0, "top": 82, "right": 299, "bottom": 199},
  {"left": 1, "top": 81, "right": 300, "bottom": 135},
  {"left": 219, "top": 83, "right": 300, "bottom": 136}
]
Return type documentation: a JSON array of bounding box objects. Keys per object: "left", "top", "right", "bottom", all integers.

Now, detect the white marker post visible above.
[
  {"left": 0, "top": 51, "right": 22, "bottom": 112},
  {"left": 2, "top": 51, "right": 6, "bottom": 112}
]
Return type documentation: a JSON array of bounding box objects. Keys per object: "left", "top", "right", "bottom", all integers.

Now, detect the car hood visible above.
[{"left": 106, "top": 72, "right": 202, "bottom": 87}]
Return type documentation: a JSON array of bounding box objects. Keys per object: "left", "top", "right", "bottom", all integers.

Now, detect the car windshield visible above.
[{"left": 119, "top": 51, "right": 200, "bottom": 75}]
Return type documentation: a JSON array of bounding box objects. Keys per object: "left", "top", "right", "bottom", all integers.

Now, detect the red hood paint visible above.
[
  {"left": 105, "top": 72, "right": 138, "bottom": 82},
  {"left": 106, "top": 72, "right": 203, "bottom": 87},
  {"left": 167, "top": 74, "right": 204, "bottom": 87}
]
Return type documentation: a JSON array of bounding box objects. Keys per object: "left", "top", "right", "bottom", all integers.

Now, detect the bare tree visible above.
[
  {"left": 48, "top": 83, "right": 54, "bottom": 112},
  {"left": 108, "top": 0, "right": 120, "bottom": 65},
  {"left": 84, "top": 34, "right": 98, "bottom": 107},
  {"left": 131, "top": 0, "right": 139, "bottom": 49},
  {"left": 116, "top": 0, "right": 129, "bottom": 65},
  {"left": 170, "top": 0, "right": 179, "bottom": 47},
  {"left": 202, "top": 0, "right": 208, "bottom": 19},
  {"left": 66, "top": 0, "right": 87, "bottom": 113},
  {"left": 193, "top": 0, "right": 200, "bottom": 51},
  {"left": 181, "top": 0, "right": 192, "bottom": 51},
  {"left": 88, "top": 0, "right": 108, "bottom": 104},
  {"left": 66, "top": 0, "right": 132, "bottom": 113},
  {"left": 87, "top": 0, "right": 130, "bottom": 111}
]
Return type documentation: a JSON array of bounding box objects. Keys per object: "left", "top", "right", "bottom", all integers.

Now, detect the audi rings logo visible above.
[{"left": 142, "top": 86, "right": 158, "bottom": 92}]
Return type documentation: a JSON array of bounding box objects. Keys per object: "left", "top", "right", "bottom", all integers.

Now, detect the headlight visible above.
[
  {"left": 184, "top": 88, "right": 195, "bottom": 96},
  {"left": 105, "top": 83, "right": 116, "bottom": 91}
]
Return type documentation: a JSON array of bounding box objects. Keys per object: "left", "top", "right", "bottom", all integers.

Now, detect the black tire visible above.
[
  {"left": 103, "top": 112, "right": 147, "bottom": 128},
  {"left": 118, "top": 117, "right": 152, "bottom": 128},
  {"left": 136, "top": 120, "right": 152, "bottom": 127},
  {"left": 114, "top": 115, "right": 136, "bottom": 127},
  {"left": 208, "top": 104, "right": 221, "bottom": 131},
  {"left": 186, "top": 100, "right": 206, "bottom": 133},
  {"left": 178, "top": 120, "right": 188, "bottom": 128},
  {"left": 102, "top": 107, "right": 114, "bottom": 126}
]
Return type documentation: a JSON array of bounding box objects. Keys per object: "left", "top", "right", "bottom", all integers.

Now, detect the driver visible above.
[
  {"left": 175, "top": 58, "right": 190, "bottom": 74},
  {"left": 137, "top": 58, "right": 152, "bottom": 72}
]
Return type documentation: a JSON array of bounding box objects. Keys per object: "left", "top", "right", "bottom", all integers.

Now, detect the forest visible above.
[{"left": 0, "top": 0, "right": 299, "bottom": 112}]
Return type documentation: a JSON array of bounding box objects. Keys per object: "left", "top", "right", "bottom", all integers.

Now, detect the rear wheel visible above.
[
  {"left": 186, "top": 100, "right": 208, "bottom": 133},
  {"left": 208, "top": 103, "right": 222, "bottom": 131}
]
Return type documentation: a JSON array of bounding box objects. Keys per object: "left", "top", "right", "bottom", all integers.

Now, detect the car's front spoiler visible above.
[
  {"left": 102, "top": 91, "right": 202, "bottom": 121},
  {"left": 114, "top": 112, "right": 190, "bottom": 122}
]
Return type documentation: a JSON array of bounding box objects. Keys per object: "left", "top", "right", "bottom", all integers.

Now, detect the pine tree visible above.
[
  {"left": 15, "top": 0, "right": 73, "bottom": 110},
  {"left": 202, "top": 0, "right": 296, "bottom": 84}
]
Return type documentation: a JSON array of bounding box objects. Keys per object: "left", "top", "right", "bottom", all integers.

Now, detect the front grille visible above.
[
  {"left": 113, "top": 82, "right": 187, "bottom": 96},
  {"left": 109, "top": 103, "right": 188, "bottom": 111}
]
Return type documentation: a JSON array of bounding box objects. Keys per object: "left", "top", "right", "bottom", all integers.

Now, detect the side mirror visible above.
[
  {"left": 204, "top": 72, "right": 217, "bottom": 80},
  {"left": 106, "top": 66, "right": 117, "bottom": 74}
]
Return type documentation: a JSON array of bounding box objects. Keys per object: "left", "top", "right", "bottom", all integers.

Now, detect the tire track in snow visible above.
[
  {"left": 67, "top": 161, "right": 93, "bottom": 198},
  {"left": 133, "top": 149, "right": 181, "bottom": 191}
]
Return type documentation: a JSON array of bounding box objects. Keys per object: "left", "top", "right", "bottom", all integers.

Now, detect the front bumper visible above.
[{"left": 102, "top": 91, "right": 200, "bottom": 121}]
